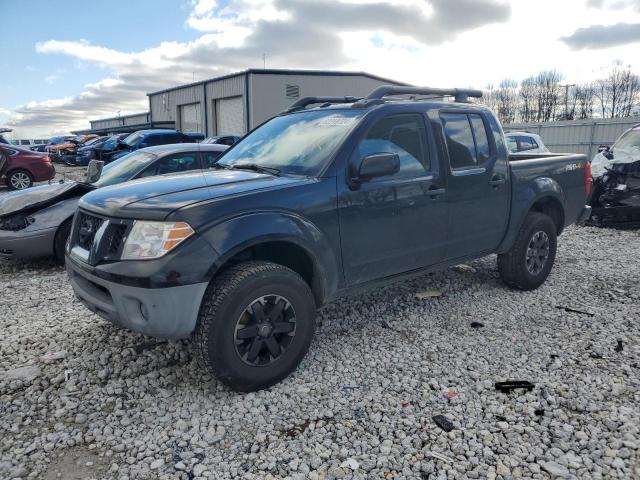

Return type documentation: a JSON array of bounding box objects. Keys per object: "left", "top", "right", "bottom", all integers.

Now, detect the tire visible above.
[
  {"left": 194, "top": 261, "right": 316, "bottom": 392},
  {"left": 54, "top": 219, "right": 73, "bottom": 263},
  {"left": 498, "top": 212, "right": 557, "bottom": 291},
  {"left": 6, "top": 169, "right": 34, "bottom": 190}
]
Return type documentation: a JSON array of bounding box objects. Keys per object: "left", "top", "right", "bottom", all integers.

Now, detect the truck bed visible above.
[{"left": 507, "top": 152, "right": 588, "bottom": 236}]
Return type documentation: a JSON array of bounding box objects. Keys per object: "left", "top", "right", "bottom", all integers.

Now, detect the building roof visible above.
[
  {"left": 147, "top": 68, "right": 410, "bottom": 96},
  {"left": 90, "top": 112, "right": 149, "bottom": 124}
]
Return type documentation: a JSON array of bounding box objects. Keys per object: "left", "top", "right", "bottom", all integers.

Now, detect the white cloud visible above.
[{"left": 6, "top": 0, "right": 640, "bottom": 137}]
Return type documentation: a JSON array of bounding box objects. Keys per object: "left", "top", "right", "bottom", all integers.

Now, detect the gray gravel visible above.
[
  {"left": 0, "top": 225, "right": 639, "bottom": 479},
  {"left": 0, "top": 164, "right": 87, "bottom": 197}
]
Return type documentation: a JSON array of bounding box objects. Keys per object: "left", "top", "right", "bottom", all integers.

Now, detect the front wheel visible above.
[
  {"left": 194, "top": 261, "right": 316, "bottom": 392},
  {"left": 498, "top": 212, "right": 557, "bottom": 291}
]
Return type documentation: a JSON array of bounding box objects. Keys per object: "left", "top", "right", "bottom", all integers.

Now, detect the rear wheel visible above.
[
  {"left": 498, "top": 212, "right": 557, "bottom": 290},
  {"left": 194, "top": 261, "right": 316, "bottom": 392},
  {"left": 6, "top": 169, "right": 34, "bottom": 190},
  {"left": 54, "top": 219, "right": 73, "bottom": 262}
]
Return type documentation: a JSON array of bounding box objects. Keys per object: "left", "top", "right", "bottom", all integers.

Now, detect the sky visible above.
[{"left": 2, "top": 0, "right": 640, "bottom": 138}]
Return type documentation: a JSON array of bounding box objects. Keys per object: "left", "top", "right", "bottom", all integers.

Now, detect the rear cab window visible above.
[{"left": 440, "top": 112, "right": 492, "bottom": 170}]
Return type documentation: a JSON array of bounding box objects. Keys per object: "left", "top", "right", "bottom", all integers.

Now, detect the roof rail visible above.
[
  {"left": 284, "top": 96, "right": 361, "bottom": 113},
  {"left": 358, "top": 85, "right": 483, "bottom": 105}
]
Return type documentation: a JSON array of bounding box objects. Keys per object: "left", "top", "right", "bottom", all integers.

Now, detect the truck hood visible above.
[
  {"left": 79, "top": 169, "right": 306, "bottom": 220},
  {"left": 0, "top": 182, "right": 94, "bottom": 218}
]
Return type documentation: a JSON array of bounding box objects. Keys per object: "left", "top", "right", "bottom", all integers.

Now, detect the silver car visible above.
[
  {"left": 505, "top": 132, "right": 549, "bottom": 154},
  {"left": 0, "top": 143, "right": 228, "bottom": 261}
]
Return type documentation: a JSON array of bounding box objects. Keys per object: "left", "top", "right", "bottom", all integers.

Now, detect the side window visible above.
[
  {"left": 140, "top": 135, "right": 157, "bottom": 147},
  {"left": 137, "top": 153, "right": 200, "bottom": 178},
  {"left": 469, "top": 114, "right": 490, "bottom": 162},
  {"left": 517, "top": 136, "right": 536, "bottom": 151},
  {"left": 441, "top": 113, "right": 476, "bottom": 169},
  {"left": 357, "top": 113, "right": 430, "bottom": 179},
  {"left": 506, "top": 136, "right": 518, "bottom": 153},
  {"left": 203, "top": 151, "right": 223, "bottom": 168}
]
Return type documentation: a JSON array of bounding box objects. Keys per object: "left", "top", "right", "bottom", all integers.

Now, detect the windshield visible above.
[
  {"left": 123, "top": 131, "right": 145, "bottom": 147},
  {"left": 217, "top": 110, "right": 363, "bottom": 175},
  {"left": 93, "top": 151, "right": 157, "bottom": 187},
  {"left": 614, "top": 128, "right": 640, "bottom": 151}
]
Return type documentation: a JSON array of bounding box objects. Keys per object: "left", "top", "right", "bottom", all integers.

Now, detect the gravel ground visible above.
[
  {"left": 0, "top": 164, "right": 87, "bottom": 196},
  {"left": 0, "top": 224, "right": 638, "bottom": 480}
]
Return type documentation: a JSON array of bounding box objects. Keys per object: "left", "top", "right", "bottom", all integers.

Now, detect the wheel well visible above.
[
  {"left": 217, "top": 241, "right": 322, "bottom": 305},
  {"left": 530, "top": 197, "right": 564, "bottom": 235}
]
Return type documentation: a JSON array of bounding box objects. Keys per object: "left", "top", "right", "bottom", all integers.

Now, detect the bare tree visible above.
[
  {"left": 494, "top": 79, "right": 518, "bottom": 124},
  {"left": 596, "top": 62, "right": 640, "bottom": 117},
  {"left": 574, "top": 83, "right": 596, "bottom": 119},
  {"left": 533, "top": 70, "right": 562, "bottom": 122},
  {"left": 519, "top": 76, "right": 537, "bottom": 123}
]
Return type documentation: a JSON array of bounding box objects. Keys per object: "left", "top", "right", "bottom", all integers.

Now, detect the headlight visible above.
[
  {"left": 0, "top": 215, "right": 35, "bottom": 231},
  {"left": 121, "top": 221, "right": 194, "bottom": 260}
]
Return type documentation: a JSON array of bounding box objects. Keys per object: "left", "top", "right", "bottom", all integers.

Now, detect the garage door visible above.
[
  {"left": 179, "top": 103, "right": 201, "bottom": 133},
  {"left": 216, "top": 96, "right": 244, "bottom": 135}
]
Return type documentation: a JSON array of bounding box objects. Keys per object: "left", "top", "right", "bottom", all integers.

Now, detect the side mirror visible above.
[
  {"left": 86, "top": 160, "right": 105, "bottom": 183},
  {"left": 355, "top": 152, "right": 400, "bottom": 180}
]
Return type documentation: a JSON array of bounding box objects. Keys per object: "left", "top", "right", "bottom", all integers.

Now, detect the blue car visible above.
[
  {"left": 70, "top": 133, "right": 130, "bottom": 166},
  {"left": 104, "top": 129, "right": 201, "bottom": 163}
]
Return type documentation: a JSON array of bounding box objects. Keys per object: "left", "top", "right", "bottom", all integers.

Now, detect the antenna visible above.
[{"left": 262, "top": 53, "right": 266, "bottom": 69}]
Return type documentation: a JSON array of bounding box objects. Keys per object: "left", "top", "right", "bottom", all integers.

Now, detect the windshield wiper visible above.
[{"left": 229, "top": 163, "right": 281, "bottom": 176}]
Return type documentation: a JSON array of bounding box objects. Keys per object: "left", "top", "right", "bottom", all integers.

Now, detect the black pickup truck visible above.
[{"left": 65, "top": 86, "right": 592, "bottom": 391}]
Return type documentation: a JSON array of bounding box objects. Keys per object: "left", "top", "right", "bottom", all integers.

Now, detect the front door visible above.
[
  {"left": 439, "top": 112, "right": 510, "bottom": 258},
  {"left": 338, "top": 112, "right": 448, "bottom": 285}
]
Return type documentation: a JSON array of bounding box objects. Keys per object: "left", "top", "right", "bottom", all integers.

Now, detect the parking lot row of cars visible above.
[{"left": 0, "top": 128, "right": 240, "bottom": 190}]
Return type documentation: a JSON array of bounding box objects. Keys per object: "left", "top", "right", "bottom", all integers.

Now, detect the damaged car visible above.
[
  {"left": 47, "top": 134, "right": 99, "bottom": 163},
  {"left": 0, "top": 143, "right": 228, "bottom": 261},
  {"left": 587, "top": 124, "right": 640, "bottom": 227}
]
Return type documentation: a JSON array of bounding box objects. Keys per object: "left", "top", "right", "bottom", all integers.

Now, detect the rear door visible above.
[
  {"left": 439, "top": 111, "right": 510, "bottom": 258},
  {"left": 338, "top": 111, "right": 447, "bottom": 285}
]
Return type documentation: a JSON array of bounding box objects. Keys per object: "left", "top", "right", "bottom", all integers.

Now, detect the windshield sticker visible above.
[{"left": 317, "top": 116, "right": 356, "bottom": 126}]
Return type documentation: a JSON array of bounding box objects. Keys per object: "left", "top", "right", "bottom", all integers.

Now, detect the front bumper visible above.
[
  {"left": 577, "top": 205, "right": 593, "bottom": 223},
  {"left": 0, "top": 227, "right": 56, "bottom": 259},
  {"left": 66, "top": 255, "right": 208, "bottom": 339}
]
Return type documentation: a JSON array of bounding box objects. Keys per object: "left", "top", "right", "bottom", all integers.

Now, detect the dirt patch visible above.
[{"left": 42, "top": 447, "right": 110, "bottom": 480}]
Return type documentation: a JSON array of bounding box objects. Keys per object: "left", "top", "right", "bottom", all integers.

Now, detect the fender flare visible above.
[
  {"left": 497, "top": 176, "right": 565, "bottom": 254},
  {"left": 200, "top": 211, "right": 340, "bottom": 304}
]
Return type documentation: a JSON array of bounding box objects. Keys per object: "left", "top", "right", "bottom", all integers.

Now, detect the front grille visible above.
[
  {"left": 106, "top": 225, "right": 127, "bottom": 254},
  {"left": 71, "top": 211, "right": 132, "bottom": 265},
  {"left": 76, "top": 212, "right": 104, "bottom": 250}
]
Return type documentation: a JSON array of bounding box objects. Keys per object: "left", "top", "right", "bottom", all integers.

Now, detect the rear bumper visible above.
[
  {"left": 33, "top": 162, "right": 56, "bottom": 182},
  {"left": 0, "top": 227, "right": 56, "bottom": 259},
  {"left": 66, "top": 255, "right": 208, "bottom": 339}
]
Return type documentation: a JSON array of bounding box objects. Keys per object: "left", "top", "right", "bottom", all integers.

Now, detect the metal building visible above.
[
  {"left": 147, "top": 69, "right": 409, "bottom": 137},
  {"left": 73, "top": 112, "right": 174, "bottom": 135}
]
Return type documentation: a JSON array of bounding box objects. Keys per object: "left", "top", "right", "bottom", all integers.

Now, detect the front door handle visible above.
[
  {"left": 489, "top": 175, "right": 506, "bottom": 188},
  {"left": 428, "top": 186, "right": 445, "bottom": 199}
]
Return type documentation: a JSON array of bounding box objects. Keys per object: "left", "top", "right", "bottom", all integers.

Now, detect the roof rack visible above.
[
  {"left": 284, "top": 96, "right": 361, "bottom": 113},
  {"left": 354, "top": 85, "right": 483, "bottom": 107}
]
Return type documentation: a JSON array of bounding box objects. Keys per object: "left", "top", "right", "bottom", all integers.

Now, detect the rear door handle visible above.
[
  {"left": 489, "top": 175, "right": 506, "bottom": 188},
  {"left": 428, "top": 186, "right": 445, "bottom": 199}
]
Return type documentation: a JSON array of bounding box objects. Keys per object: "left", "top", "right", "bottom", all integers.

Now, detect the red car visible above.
[{"left": 0, "top": 144, "right": 56, "bottom": 190}]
